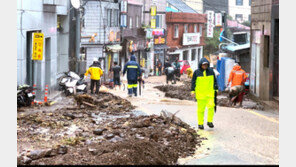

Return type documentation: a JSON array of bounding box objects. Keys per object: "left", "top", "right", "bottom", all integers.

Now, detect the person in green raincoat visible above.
[{"left": 191, "top": 58, "right": 218, "bottom": 129}]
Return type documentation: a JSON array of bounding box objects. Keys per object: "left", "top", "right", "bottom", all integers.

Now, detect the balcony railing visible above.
[{"left": 43, "top": 0, "right": 65, "bottom": 6}]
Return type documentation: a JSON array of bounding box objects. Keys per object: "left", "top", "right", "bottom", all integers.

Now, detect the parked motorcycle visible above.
[
  {"left": 58, "top": 71, "right": 87, "bottom": 96},
  {"left": 17, "top": 85, "right": 35, "bottom": 108}
]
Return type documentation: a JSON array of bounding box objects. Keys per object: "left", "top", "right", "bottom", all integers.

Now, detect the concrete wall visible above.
[
  {"left": 17, "top": 0, "right": 69, "bottom": 96},
  {"left": 250, "top": 0, "right": 273, "bottom": 100},
  {"left": 228, "top": 0, "right": 251, "bottom": 23}
]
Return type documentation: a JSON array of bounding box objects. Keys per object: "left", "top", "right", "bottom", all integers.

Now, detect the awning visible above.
[
  {"left": 225, "top": 43, "right": 250, "bottom": 52},
  {"left": 106, "top": 44, "right": 122, "bottom": 52}
]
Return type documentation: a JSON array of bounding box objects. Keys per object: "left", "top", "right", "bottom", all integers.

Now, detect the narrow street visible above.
[{"left": 109, "top": 75, "right": 279, "bottom": 165}]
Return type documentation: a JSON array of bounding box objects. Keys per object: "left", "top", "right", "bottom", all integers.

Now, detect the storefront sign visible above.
[
  {"left": 206, "top": 10, "right": 214, "bottom": 38},
  {"left": 121, "top": 0, "right": 127, "bottom": 13},
  {"left": 215, "top": 13, "right": 222, "bottom": 27},
  {"left": 151, "top": 19, "right": 156, "bottom": 29},
  {"left": 154, "top": 36, "right": 165, "bottom": 45},
  {"left": 109, "top": 31, "right": 120, "bottom": 42},
  {"left": 151, "top": 6, "right": 157, "bottom": 16},
  {"left": 32, "top": 33, "right": 44, "bottom": 61},
  {"left": 120, "top": 14, "right": 127, "bottom": 27},
  {"left": 152, "top": 29, "right": 165, "bottom": 36},
  {"left": 183, "top": 33, "right": 200, "bottom": 46}
]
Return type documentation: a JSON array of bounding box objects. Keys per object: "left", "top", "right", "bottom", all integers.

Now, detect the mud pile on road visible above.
[
  {"left": 155, "top": 80, "right": 195, "bottom": 101},
  {"left": 17, "top": 92, "right": 204, "bottom": 165},
  {"left": 155, "top": 80, "right": 264, "bottom": 110}
]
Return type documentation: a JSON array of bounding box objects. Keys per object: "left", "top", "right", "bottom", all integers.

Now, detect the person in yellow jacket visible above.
[
  {"left": 186, "top": 67, "right": 193, "bottom": 79},
  {"left": 191, "top": 58, "right": 218, "bottom": 129},
  {"left": 84, "top": 58, "right": 104, "bottom": 94}
]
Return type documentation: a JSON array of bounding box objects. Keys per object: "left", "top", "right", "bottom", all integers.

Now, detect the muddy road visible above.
[
  {"left": 154, "top": 80, "right": 265, "bottom": 110},
  {"left": 17, "top": 92, "right": 205, "bottom": 165}
]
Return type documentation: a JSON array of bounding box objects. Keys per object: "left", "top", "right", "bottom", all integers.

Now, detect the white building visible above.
[
  {"left": 17, "top": 0, "right": 70, "bottom": 98},
  {"left": 228, "top": 0, "right": 251, "bottom": 23}
]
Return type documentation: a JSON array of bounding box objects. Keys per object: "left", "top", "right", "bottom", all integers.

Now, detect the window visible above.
[
  {"left": 107, "top": 9, "right": 112, "bottom": 27},
  {"left": 136, "top": 16, "right": 139, "bottom": 28},
  {"left": 113, "top": 10, "right": 119, "bottom": 27},
  {"left": 184, "top": 24, "right": 188, "bottom": 33},
  {"left": 235, "top": 14, "right": 243, "bottom": 21},
  {"left": 174, "top": 25, "right": 179, "bottom": 38},
  {"left": 263, "top": 35, "right": 270, "bottom": 67},
  {"left": 236, "top": 0, "right": 243, "bottom": 6},
  {"left": 156, "top": 15, "right": 162, "bottom": 28},
  {"left": 183, "top": 51, "right": 188, "bottom": 60},
  {"left": 129, "top": 17, "right": 133, "bottom": 28},
  {"left": 249, "top": 14, "right": 251, "bottom": 22},
  {"left": 249, "top": 0, "right": 252, "bottom": 6},
  {"left": 197, "top": 48, "right": 201, "bottom": 60},
  {"left": 199, "top": 25, "right": 202, "bottom": 34},
  {"left": 191, "top": 49, "right": 196, "bottom": 61},
  {"left": 194, "top": 24, "right": 197, "bottom": 33}
]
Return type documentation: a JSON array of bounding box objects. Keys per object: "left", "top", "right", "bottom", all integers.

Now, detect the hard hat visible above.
[
  {"left": 93, "top": 57, "right": 98, "bottom": 62},
  {"left": 210, "top": 63, "right": 214, "bottom": 68}
]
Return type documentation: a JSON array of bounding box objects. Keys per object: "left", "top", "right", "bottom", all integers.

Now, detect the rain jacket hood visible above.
[
  {"left": 232, "top": 65, "right": 241, "bottom": 71},
  {"left": 198, "top": 58, "right": 210, "bottom": 70},
  {"left": 130, "top": 55, "right": 136, "bottom": 61}
]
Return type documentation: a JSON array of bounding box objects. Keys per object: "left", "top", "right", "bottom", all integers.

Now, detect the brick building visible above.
[{"left": 166, "top": 12, "right": 206, "bottom": 70}]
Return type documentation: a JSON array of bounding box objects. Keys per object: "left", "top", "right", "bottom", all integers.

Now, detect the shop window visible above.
[
  {"left": 197, "top": 48, "right": 201, "bottom": 60},
  {"left": 183, "top": 50, "right": 188, "bottom": 60},
  {"left": 191, "top": 49, "right": 196, "bottom": 61}
]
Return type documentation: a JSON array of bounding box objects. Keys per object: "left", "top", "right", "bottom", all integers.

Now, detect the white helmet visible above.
[{"left": 93, "top": 57, "right": 98, "bottom": 62}]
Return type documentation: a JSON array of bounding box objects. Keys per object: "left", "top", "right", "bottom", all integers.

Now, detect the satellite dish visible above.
[{"left": 71, "top": 0, "right": 81, "bottom": 9}]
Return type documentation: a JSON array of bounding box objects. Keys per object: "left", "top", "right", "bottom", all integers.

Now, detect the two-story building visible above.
[
  {"left": 166, "top": 12, "right": 206, "bottom": 71},
  {"left": 81, "top": 0, "right": 121, "bottom": 78}
]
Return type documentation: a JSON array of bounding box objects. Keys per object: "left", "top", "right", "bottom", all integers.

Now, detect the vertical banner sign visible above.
[
  {"left": 151, "top": 6, "right": 157, "bottom": 16},
  {"left": 206, "top": 11, "right": 214, "bottom": 38},
  {"left": 32, "top": 33, "right": 44, "bottom": 60},
  {"left": 151, "top": 19, "right": 156, "bottom": 29},
  {"left": 215, "top": 13, "right": 222, "bottom": 27}
]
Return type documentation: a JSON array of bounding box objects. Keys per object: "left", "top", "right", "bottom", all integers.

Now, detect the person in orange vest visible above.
[{"left": 227, "top": 63, "right": 247, "bottom": 107}]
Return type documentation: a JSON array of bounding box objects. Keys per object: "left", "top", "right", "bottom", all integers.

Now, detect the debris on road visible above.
[
  {"left": 155, "top": 80, "right": 265, "bottom": 110},
  {"left": 17, "top": 92, "right": 205, "bottom": 165}
]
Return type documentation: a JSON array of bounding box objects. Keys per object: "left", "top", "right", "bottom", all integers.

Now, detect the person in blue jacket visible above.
[{"left": 123, "top": 54, "right": 141, "bottom": 97}]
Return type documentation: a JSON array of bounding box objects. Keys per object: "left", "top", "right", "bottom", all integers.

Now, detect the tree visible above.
[
  {"left": 242, "top": 21, "right": 251, "bottom": 27},
  {"left": 204, "top": 28, "right": 221, "bottom": 56}
]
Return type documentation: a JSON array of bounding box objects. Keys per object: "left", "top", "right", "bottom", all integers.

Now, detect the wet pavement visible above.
[{"left": 109, "top": 75, "right": 279, "bottom": 165}]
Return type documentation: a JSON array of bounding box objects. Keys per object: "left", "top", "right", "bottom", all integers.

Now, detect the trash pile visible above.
[
  {"left": 17, "top": 92, "right": 205, "bottom": 165},
  {"left": 155, "top": 80, "right": 264, "bottom": 110}
]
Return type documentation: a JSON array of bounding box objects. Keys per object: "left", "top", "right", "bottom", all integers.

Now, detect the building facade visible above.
[
  {"left": 203, "top": 0, "right": 229, "bottom": 14},
  {"left": 166, "top": 12, "right": 206, "bottom": 71},
  {"left": 250, "top": 0, "right": 279, "bottom": 100},
  {"left": 81, "top": 0, "right": 121, "bottom": 80},
  {"left": 228, "top": 0, "right": 251, "bottom": 23},
  {"left": 17, "top": 0, "right": 70, "bottom": 98}
]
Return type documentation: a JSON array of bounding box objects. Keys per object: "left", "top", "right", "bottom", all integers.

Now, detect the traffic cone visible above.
[{"left": 44, "top": 85, "right": 48, "bottom": 103}]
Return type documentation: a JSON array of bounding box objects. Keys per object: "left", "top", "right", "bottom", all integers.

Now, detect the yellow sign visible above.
[
  {"left": 154, "top": 37, "right": 165, "bottom": 44},
  {"left": 151, "top": 19, "right": 156, "bottom": 29},
  {"left": 140, "top": 58, "right": 146, "bottom": 68},
  {"left": 32, "top": 33, "right": 44, "bottom": 61},
  {"left": 151, "top": 6, "right": 157, "bottom": 16}
]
